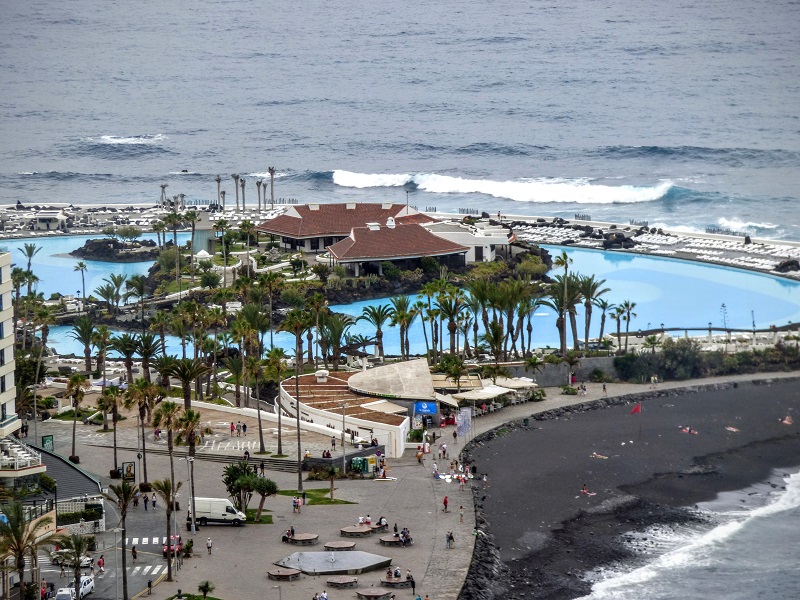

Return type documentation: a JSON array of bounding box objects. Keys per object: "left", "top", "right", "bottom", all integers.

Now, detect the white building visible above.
[
  {"left": 0, "top": 253, "right": 17, "bottom": 436},
  {"left": 422, "top": 219, "right": 514, "bottom": 263}
]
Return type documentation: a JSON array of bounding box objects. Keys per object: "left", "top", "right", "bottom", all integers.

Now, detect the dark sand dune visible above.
[{"left": 465, "top": 378, "right": 800, "bottom": 600}]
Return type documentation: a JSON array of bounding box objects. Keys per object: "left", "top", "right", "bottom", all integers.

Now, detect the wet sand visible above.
[{"left": 466, "top": 378, "right": 800, "bottom": 599}]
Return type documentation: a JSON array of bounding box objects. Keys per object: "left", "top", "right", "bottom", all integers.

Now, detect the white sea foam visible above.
[
  {"left": 718, "top": 217, "right": 778, "bottom": 231},
  {"left": 332, "top": 170, "right": 672, "bottom": 204},
  {"left": 649, "top": 222, "right": 706, "bottom": 235},
  {"left": 248, "top": 170, "right": 286, "bottom": 179},
  {"left": 582, "top": 471, "right": 800, "bottom": 599},
  {"left": 85, "top": 134, "right": 167, "bottom": 145}
]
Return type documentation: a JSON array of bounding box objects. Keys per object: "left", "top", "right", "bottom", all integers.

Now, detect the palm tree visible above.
[
  {"left": 32, "top": 306, "right": 55, "bottom": 421},
  {"left": 553, "top": 251, "right": 572, "bottom": 349},
  {"left": 99, "top": 385, "right": 125, "bottom": 472},
  {"left": 260, "top": 271, "right": 284, "bottom": 347},
  {"left": 166, "top": 358, "right": 211, "bottom": 410},
  {"left": 177, "top": 408, "right": 209, "bottom": 531},
  {"left": 66, "top": 374, "right": 90, "bottom": 462},
  {"left": 51, "top": 533, "right": 91, "bottom": 600},
  {"left": 268, "top": 166, "right": 276, "bottom": 209},
  {"left": 611, "top": 305, "right": 625, "bottom": 353},
  {"left": 149, "top": 310, "right": 170, "bottom": 355},
  {"left": 213, "top": 218, "right": 231, "bottom": 284},
  {"left": 110, "top": 333, "right": 139, "bottom": 386},
  {"left": 150, "top": 478, "right": 182, "bottom": 582},
  {"left": 185, "top": 209, "right": 200, "bottom": 282},
  {"left": 152, "top": 220, "right": 166, "bottom": 252},
  {"left": 642, "top": 335, "right": 662, "bottom": 354},
  {"left": 253, "top": 477, "right": 278, "bottom": 522},
  {"left": 0, "top": 501, "right": 54, "bottom": 600},
  {"left": 163, "top": 212, "right": 184, "bottom": 292},
  {"left": 125, "top": 275, "right": 148, "bottom": 330},
  {"left": 543, "top": 281, "right": 568, "bottom": 356},
  {"left": 561, "top": 351, "right": 582, "bottom": 386},
  {"left": 279, "top": 308, "right": 310, "bottom": 492},
  {"left": 240, "top": 219, "right": 255, "bottom": 265},
  {"left": 18, "top": 242, "right": 40, "bottom": 274},
  {"left": 125, "top": 379, "right": 162, "bottom": 484},
  {"left": 358, "top": 304, "right": 391, "bottom": 360},
  {"left": 93, "top": 325, "right": 112, "bottom": 400},
  {"left": 389, "top": 296, "right": 413, "bottom": 361},
  {"left": 320, "top": 313, "right": 353, "bottom": 371},
  {"left": 223, "top": 356, "right": 244, "bottom": 408},
  {"left": 231, "top": 174, "right": 240, "bottom": 211},
  {"left": 240, "top": 177, "right": 246, "bottom": 211},
  {"left": 199, "top": 581, "right": 216, "bottom": 600},
  {"left": 578, "top": 275, "right": 610, "bottom": 353},
  {"left": 620, "top": 300, "right": 638, "bottom": 353},
  {"left": 74, "top": 261, "right": 87, "bottom": 300},
  {"left": 480, "top": 321, "right": 505, "bottom": 369},
  {"left": 104, "top": 482, "right": 138, "bottom": 600},
  {"left": 246, "top": 356, "right": 268, "bottom": 452},
  {"left": 136, "top": 332, "right": 162, "bottom": 384},
  {"left": 264, "top": 347, "right": 286, "bottom": 455},
  {"left": 594, "top": 299, "right": 615, "bottom": 348},
  {"left": 11, "top": 266, "right": 26, "bottom": 336},
  {"left": 153, "top": 401, "right": 182, "bottom": 512},
  {"left": 215, "top": 174, "right": 222, "bottom": 206}
]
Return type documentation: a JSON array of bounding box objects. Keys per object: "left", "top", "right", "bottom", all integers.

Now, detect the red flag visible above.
[{"left": 630, "top": 403, "right": 642, "bottom": 415}]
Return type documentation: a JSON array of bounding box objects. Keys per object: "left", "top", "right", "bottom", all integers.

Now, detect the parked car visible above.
[
  {"left": 50, "top": 550, "right": 92, "bottom": 568},
  {"left": 64, "top": 575, "right": 94, "bottom": 598},
  {"left": 163, "top": 534, "right": 182, "bottom": 557}
]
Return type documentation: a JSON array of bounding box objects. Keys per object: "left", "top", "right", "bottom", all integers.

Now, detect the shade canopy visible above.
[
  {"left": 452, "top": 385, "right": 513, "bottom": 402},
  {"left": 492, "top": 376, "right": 538, "bottom": 390}
]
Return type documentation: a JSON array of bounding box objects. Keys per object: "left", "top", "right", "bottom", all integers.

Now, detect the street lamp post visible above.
[
  {"left": 188, "top": 457, "right": 196, "bottom": 535},
  {"left": 111, "top": 527, "right": 121, "bottom": 600},
  {"left": 339, "top": 403, "right": 348, "bottom": 475}
]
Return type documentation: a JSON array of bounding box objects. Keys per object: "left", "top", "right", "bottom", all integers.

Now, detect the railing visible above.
[{"left": 0, "top": 438, "right": 42, "bottom": 471}]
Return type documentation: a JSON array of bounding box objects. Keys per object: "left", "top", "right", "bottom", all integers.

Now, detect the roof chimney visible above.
[
  {"left": 367, "top": 222, "right": 380, "bottom": 231},
  {"left": 382, "top": 202, "right": 392, "bottom": 209},
  {"left": 346, "top": 203, "right": 356, "bottom": 210},
  {"left": 386, "top": 217, "right": 395, "bottom": 229},
  {"left": 308, "top": 203, "right": 319, "bottom": 211}
]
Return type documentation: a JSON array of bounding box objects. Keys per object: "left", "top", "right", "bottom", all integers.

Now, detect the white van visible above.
[{"left": 188, "top": 497, "right": 246, "bottom": 526}]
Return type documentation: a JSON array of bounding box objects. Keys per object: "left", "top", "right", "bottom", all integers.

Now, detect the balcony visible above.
[
  {"left": 0, "top": 413, "right": 19, "bottom": 438},
  {"left": 0, "top": 438, "right": 45, "bottom": 477}
]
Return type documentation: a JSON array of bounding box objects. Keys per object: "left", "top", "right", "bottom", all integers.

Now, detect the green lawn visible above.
[
  {"left": 277, "top": 488, "right": 354, "bottom": 505},
  {"left": 244, "top": 508, "right": 273, "bottom": 524}
]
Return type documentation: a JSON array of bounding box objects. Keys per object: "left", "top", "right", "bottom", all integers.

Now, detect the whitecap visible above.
[
  {"left": 85, "top": 134, "right": 167, "bottom": 145},
  {"left": 332, "top": 170, "right": 672, "bottom": 204},
  {"left": 718, "top": 217, "right": 778, "bottom": 231},
  {"left": 581, "top": 471, "right": 800, "bottom": 599},
  {"left": 248, "top": 170, "right": 285, "bottom": 179}
]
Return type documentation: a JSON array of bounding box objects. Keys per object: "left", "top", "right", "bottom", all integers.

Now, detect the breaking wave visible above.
[{"left": 332, "top": 170, "right": 673, "bottom": 204}]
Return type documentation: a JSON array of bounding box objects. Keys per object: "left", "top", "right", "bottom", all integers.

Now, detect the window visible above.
[
  {"left": 475, "top": 246, "right": 484, "bottom": 261},
  {"left": 310, "top": 238, "right": 320, "bottom": 251},
  {"left": 0, "top": 348, "right": 4, "bottom": 366},
  {"left": 1, "top": 376, "right": 5, "bottom": 393}
]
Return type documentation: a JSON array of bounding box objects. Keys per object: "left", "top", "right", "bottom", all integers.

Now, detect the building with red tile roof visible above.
[{"left": 255, "top": 202, "right": 434, "bottom": 253}]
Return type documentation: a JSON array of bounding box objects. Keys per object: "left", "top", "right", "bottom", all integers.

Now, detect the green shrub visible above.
[
  {"left": 408, "top": 429, "right": 424, "bottom": 443},
  {"left": 381, "top": 261, "right": 402, "bottom": 280},
  {"left": 39, "top": 474, "right": 56, "bottom": 491},
  {"left": 419, "top": 256, "right": 440, "bottom": 274},
  {"left": 529, "top": 388, "right": 547, "bottom": 401},
  {"left": 589, "top": 368, "right": 612, "bottom": 383},
  {"left": 58, "top": 509, "right": 102, "bottom": 526},
  {"left": 560, "top": 385, "right": 578, "bottom": 395},
  {"left": 280, "top": 286, "right": 306, "bottom": 308}
]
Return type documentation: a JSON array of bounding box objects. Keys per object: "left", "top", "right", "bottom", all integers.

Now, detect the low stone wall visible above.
[
  {"left": 504, "top": 356, "right": 618, "bottom": 388},
  {"left": 303, "top": 444, "right": 386, "bottom": 471}
]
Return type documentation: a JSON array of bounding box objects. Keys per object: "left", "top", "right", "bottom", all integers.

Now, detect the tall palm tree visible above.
[
  {"left": 125, "top": 274, "right": 148, "bottom": 330},
  {"left": 150, "top": 310, "right": 170, "bottom": 355},
  {"left": 578, "top": 275, "right": 610, "bottom": 353},
  {"left": 245, "top": 356, "right": 268, "bottom": 452},
  {"left": 279, "top": 308, "right": 310, "bottom": 492},
  {"left": 480, "top": 321, "right": 505, "bottom": 369},
  {"left": 389, "top": 296, "right": 413, "bottom": 361},
  {"left": 74, "top": 261, "right": 87, "bottom": 300},
  {"left": 153, "top": 401, "right": 182, "bottom": 507},
  {"left": 268, "top": 166, "right": 276, "bottom": 209},
  {"left": 185, "top": 210, "right": 200, "bottom": 282},
  {"left": 611, "top": 305, "right": 626, "bottom": 353},
  {"left": 223, "top": 356, "right": 244, "bottom": 408},
  {"left": 125, "top": 379, "right": 162, "bottom": 484},
  {"left": 240, "top": 177, "right": 246, "bottom": 211},
  {"left": 359, "top": 304, "right": 392, "bottom": 360},
  {"left": 594, "top": 299, "right": 615, "bottom": 348},
  {"left": 213, "top": 218, "right": 231, "bottom": 285},
  {"left": 100, "top": 385, "right": 125, "bottom": 472},
  {"left": 620, "top": 300, "right": 638, "bottom": 353},
  {"left": 18, "top": 242, "right": 40, "bottom": 273},
  {"left": 93, "top": 325, "right": 112, "bottom": 402},
  {"left": 264, "top": 347, "right": 286, "bottom": 455},
  {"left": 66, "top": 374, "right": 90, "bottom": 463},
  {"left": 152, "top": 220, "right": 166, "bottom": 252},
  {"left": 320, "top": 314, "right": 353, "bottom": 371},
  {"left": 104, "top": 482, "right": 138, "bottom": 600},
  {"left": 32, "top": 306, "right": 55, "bottom": 425},
  {"left": 11, "top": 266, "right": 26, "bottom": 336},
  {"left": 0, "top": 501, "right": 54, "bottom": 600},
  {"left": 215, "top": 174, "right": 222, "bottom": 206},
  {"left": 166, "top": 358, "right": 211, "bottom": 410},
  {"left": 163, "top": 212, "right": 184, "bottom": 291},
  {"left": 255, "top": 179, "right": 263, "bottom": 212},
  {"left": 110, "top": 333, "right": 139, "bottom": 386},
  {"left": 136, "top": 332, "right": 162, "bottom": 384},
  {"left": 177, "top": 408, "right": 209, "bottom": 531},
  {"left": 259, "top": 271, "right": 284, "bottom": 347},
  {"left": 52, "top": 533, "right": 91, "bottom": 600},
  {"left": 231, "top": 174, "right": 240, "bottom": 211},
  {"left": 150, "top": 479, "right": 182, "bottom": 582},
  {"left": 70, "top": 315, "right": 94, "bottom": 373}
]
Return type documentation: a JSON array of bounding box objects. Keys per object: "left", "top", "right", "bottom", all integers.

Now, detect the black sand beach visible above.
[{"left": 462, "top": 378, "right": 800, "bottom": 600}]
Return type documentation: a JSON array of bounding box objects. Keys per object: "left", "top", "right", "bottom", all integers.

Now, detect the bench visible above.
[
  {"left": 379, "top": 535, "right": 404, "bottom": 547},
  {"left": 341, "top": 525, "right": 372, "bottom": 538},
  {"left": 355, "top": 590, "right": 391, "bottom": 600},
  {"left": 324, "top": 541, "right": 356, "bottom": 551},
  {"left": 267, "top": 568, "right": 301, "bottom": 581},
  {"left": 381, "top": 578, "right": 413, "bottom": 589},
  {"left": 327, "top": 575, "right": 358, "bottom": 589},
  {"left": 288, "top": 533, "right": 318, "bottom": 546},
  {"left": 369, "top": 523, "right": 388, "bottom": 533}
]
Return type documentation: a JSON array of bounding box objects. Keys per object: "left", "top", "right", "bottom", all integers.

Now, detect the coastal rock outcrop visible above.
[
  {"left": 70, "top": 238, "right": 164, "bottom": 262},
  {"left": 775, "top": 259, "right": 799, "bottom": 273}
]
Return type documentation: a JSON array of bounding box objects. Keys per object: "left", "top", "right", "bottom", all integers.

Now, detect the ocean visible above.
[
  {"left": 3, "top": 1, "right": 800, "bottom": 596},
  {"left": 2, "top": 0, "right": 800, "bottom": 241}
]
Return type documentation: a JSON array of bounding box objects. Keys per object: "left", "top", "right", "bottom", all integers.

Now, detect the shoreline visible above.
[{"left": 460, "top": 377, "right": 800, "bottom": 600}]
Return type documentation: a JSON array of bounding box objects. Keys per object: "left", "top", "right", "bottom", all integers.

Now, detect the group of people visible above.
[
  {"left": 312, "top": 591, "right": 328, "bottom": 600},
  {"left": 133, "top": 491, "right": 157, "bottom": 510},
  {"left": 291, "top": 495, "right": 303, "bottom": 513},
  {"left": 281, "top": 526, "right": 296, "bottom": 543},
  {"left": 230, "top": 421, "right": 248, "bottom": 436},
  {"left": 393, "top": 524, "right": 413, "bottom": 546},
  {"left": 321, "top": 449, "right": 334, "bottom": 458},
  {"left": 385, "top": 566, "right": 416, "bottom": 592}
]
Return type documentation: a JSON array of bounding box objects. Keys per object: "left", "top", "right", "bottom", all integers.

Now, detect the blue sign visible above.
[{"left": 414, "top": 401, "right": 437, "bottom": 415}]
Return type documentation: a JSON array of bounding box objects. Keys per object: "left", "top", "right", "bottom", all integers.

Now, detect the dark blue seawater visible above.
[{"left": 1, "top": 0, "right": 799, "bottom": 239}]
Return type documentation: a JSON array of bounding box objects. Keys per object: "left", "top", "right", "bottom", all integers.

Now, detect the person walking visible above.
[
  {"left": 442, "top": 495, "right": 449, "bottom": 512},
  {"left": 230, "top": 422, "right": 235, "bottom": 436},
  {"left": 242, "top": 422, "right": 247, "bottom": 435},
  {"left": 452, "top": 429, "right": 457, "bottom": 446},
  {"left": 151, "top": 493, "right": 157, "bottom": 509},
  {"left": 132, "top": 546, "right": 137, "bottom": 562},
  {"left": 59, "top": 562, "right": 65, "bottom": 577},
  {"left": 459, "top": 505, "right": 464, "bottom": 522},
  {"left": 147, "top": 580, "right": 152, "bottom": 595},
  {"left": 144, "top": 494, "right": 148, "bottom": 511},
  {"left": 259, "top": 460, "right": 265, "bottom": 476},
  {"left": 207, "top": 537, "right": 213, "bottom": 555},
  {"left": 97, "top": 555, "right": 105, "bottom": 573},
  {"left": 331, "top": 435, "right": 336, "bottom": 450}
]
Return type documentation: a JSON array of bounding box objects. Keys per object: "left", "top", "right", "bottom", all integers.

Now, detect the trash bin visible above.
[{"left": 523, "top": 418, "right": 529, "bottom": 427}]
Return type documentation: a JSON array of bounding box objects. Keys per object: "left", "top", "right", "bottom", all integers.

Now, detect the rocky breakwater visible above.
[{"left": 70, "top": 238, "right": 162, "bottom": 262}]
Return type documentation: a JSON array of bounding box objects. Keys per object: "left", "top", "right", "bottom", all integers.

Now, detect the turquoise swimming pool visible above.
[{"left": 44, "top": 245, "right": 800, "bottom": 359}]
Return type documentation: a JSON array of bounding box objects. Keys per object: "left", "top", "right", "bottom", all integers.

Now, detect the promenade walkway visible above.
[{"left": 46, "top": 369, "right": 800, "bottom": 600}]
